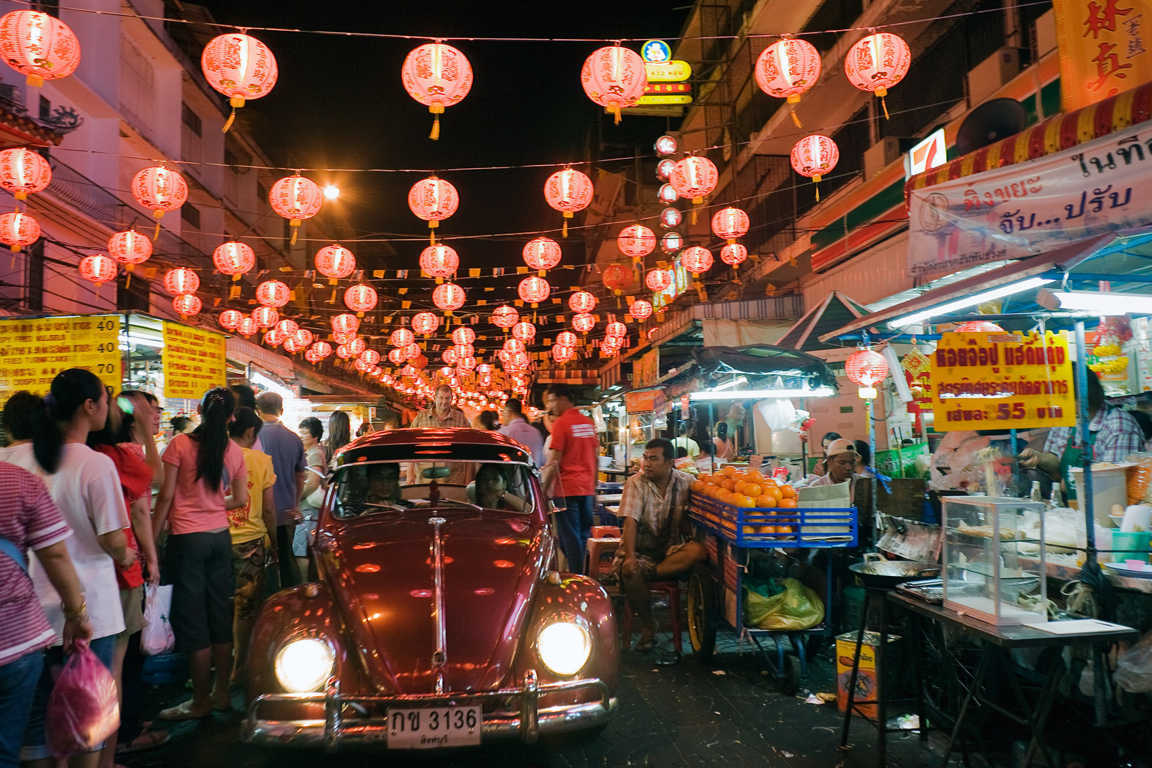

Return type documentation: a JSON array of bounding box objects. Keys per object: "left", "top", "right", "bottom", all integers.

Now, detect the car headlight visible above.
[
  {"left": 274, "top": 637, "right": 334, "bottom": 693},
  {"left": 536, "top": 619, "right": 592, "bottom": 676}
]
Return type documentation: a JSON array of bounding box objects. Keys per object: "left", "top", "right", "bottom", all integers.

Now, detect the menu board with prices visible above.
[
  {"left": 163, "top": 321, "right": 226, "bottom": 401},
  {"left": 0, "top": 315, "right": 121, "bottom": 397},
  {"left": 930, "top": 331, "right": 1077, "bottom": 431}
]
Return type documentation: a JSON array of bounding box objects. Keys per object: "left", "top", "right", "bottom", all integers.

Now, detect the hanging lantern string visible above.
[{"left": 41, "top": 1, "right": 1050, "bottom": 43}]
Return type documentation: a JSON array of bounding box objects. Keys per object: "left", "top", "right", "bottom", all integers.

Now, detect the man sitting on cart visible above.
[{"left": 616, "top": 438, "right": 707, "bottom": 652}]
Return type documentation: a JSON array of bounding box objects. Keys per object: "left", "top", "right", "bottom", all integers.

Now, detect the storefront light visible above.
[
  {"left": 887, "top": 277, "right": 1054, "bottom": 329},
  {"left": 689, "top": 385, "right": 834, "bottom": 401},
  {"left": 1037, "top": 288, "right": 1152, "bottom": 315}
]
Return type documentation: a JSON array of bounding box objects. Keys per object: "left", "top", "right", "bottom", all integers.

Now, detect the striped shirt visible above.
[
  {"left": 0, "top": 462, "right": 71, "bottom": 666},
  {"left": 1043, "top": 406, "right": 1146, "bottom": 463}
]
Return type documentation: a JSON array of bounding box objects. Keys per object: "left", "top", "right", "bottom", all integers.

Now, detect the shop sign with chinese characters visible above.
[
  {"left": 930, "top": 331, "right": 1077, "bottom": 430},
  {"left": 907, "top": 118, "right": 1152, "bottom": 277},
  {"left": 163, "top": 321, "right": 226, "bottom": 400},
  {"left": 1053, "top": 0, "right": 1152, "bottom": 112},
  {"left": 0, "top": 315, "right": 121, "bottom": 396},
  {"left": 901, "top": 348, "right": 934, "bottom": 413}
]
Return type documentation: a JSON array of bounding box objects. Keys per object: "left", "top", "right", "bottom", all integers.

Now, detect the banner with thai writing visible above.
[
  {"left": 908, "top": 119, "right": 1152, "bottom": 277},
  {"left": 0, "top": 315, "right": 121, "bottom": 397},
  {"left": 1054, "top": 0, "right": 1152, "bottom": 113},
  {"left": 930, "top": 331, "right": 1077, "bottom": 431},
  {"left": 163, "top": 321, "right": 225, "bottom": 401}
]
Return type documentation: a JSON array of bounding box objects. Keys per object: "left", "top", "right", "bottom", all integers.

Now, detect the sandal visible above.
[
  {"left": 116, "top": 729, "right": 171, "bottom": 754},
  {"left": 157, "top": 700, "right": 211, "bottom": 721}
]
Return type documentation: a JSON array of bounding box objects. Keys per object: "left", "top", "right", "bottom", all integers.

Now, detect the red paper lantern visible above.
[
  {"left": 314, "top": 244, "right": 356, "bottom": 283},
  {"left": 344, "top": 283, "right": 378, "bottom": 315},
  {"left": 605, "top": 320, "right": 627, "bottom": 338},
  {"left": 457, "top": 356, "right": 477, "bottom": 371},
  {"left": 491, "top": 305, "right": 518, "bottom": 329},
  {"left": 629, "top": 298, "right": 653, "bottom": 321},
  {"left": 389, "top": 328, "right": 415, "bottom": 348},
  {"left": 452, "top": 327, "right": 476, "bottom": 346},
  {"left": 844, "top": 32, "right": 911, "bottom": 118},
  {"left": 955, "top": 320, "right": 1005, "bottom": 333},
  {"left": 0, "top": 11, "right": 80, "bottom": 86},
  {"left": 236, "top": 315, "right": 258, "bottom": 337},
  {"left": 132, "top": 166, "right": 188, "bottom": 226},
  {"left": 518, "top": 275, "right": 550, "bottom": 306},
  {"left": 108, "top": 229, "right": 152, "bottom": 268},
  {"left": 544, "top": 168, "right": 593, "bottom": 237},
  {"left": 646, "top": 267, "right": 672, "bottom": 292},
  {"left": 419, "top": 244, "right": 459, "bottom": 282},
  {"left": 252, "top": 306, "right": 279, "bottom": 328},
  {"left": 0, "top": 147, "right": 50, "bottom": 200},
  {"left": 602, "top": 263, "right": 635, "bottom": 296},
  {"left": 173, "top": 294, "right": 201, "bottom": 318},
  {"left": 720, "top": 243, "right": 749, "bottom": 269},
  {"left": 401, "top": 42, "right": 473, "bottom": 140},
  {"left": 274, "top": 319, "right": 299, "bottom": 337},
  {"left": 572, "top": 313, "right": 596, "bottom": 333},
  {"left": 580, "top": 45, "right": 646, "bottom": 123},
  {"left": 711, "top": 207, "right": 750, "bottom": 243},
  {"left": 359, "top": 349, "right": 382, "bottom": 367},
  {"left": 442, "top": 347, "right": 459, "bottom": 365},
  {"left": 269, "top": 174, "right": 322, "bottom": 244},
  {"left": 163, "top": 268, "right": 199, "bottom": 296},
  {"left": 656, "top": 159, "right": 677, "bottom": 181},
  {"left": 681, "top": 246, "right": 713, "bottom": 275},
  {"left": 569, "top": 290, "right": 597, "bottom": 314},
  {"left": 218, "top": 309, "right": 244, "bottom": 331},
  {"left": 79, "top": 254, "right": 116, "bottom": 285},
  {"left": 292, "top": 329, "right": 315, "bottom": 348},
  {"left": 212, "top": 241, "right": 255, "bottom": 281},
  {"left": 408, "top": 176, "right": 458, "bottom": 243},
  {"left": 432, "top": 282, "right": 465, "bottom": 313},
  {"left": 845, "top": 348, "right": 889, "bottom": 397},
  {"left": 412, "top": 311, "right": 439, "bottom": 336},
  {"left": 506, "top": 351, "right": 531, "bottom": 370},
  {"left": 791, "top": 134, "right": 839, "bottom": 198},
  {"left": 453, "top": 342, "right": 474, "bottom": 358},
  {"left": 617, "top": 225, "right": 656, "bottom": 261},
  {"left": 283, "top": 335, "right": 307, "bottom": 355},
  {"left": 755, "top": 37, "right": 821, "bottom": 124},
  {"left": 660, "top": 231, "right": 683, "bottom": 255},
  {"left": 659, "top": 206, "right": 682, "bottom": 229},
  {"left": 346, "top": 337, "right": 367, "bottom": 356},
  {"left": 670, "top": 156, "right": 718, "bottom": 206},
  {"left": 336, "top": 343, "right": 356, "bottom": 360},
  {"left": 657, "top": 183, "right": 679, "bottom": 204},
  {"left": 256, "top": 279, "right": 290, "bottom": 308},
  {"left": 264, "top": 328, "right": 287, "bottom": 347},
  {"left": 200, "top": 33, "right": 278, "bottom": 131},
  {"left": 504, "top": 338, "right": 526, "bottom": 356},
  {"left": 555, "top": 331, "right": 578, "bottom": 348},
  {"left": 512, "top": 321, "right": 536, "bottom": 343},
  {"left": 552, "top": 345, "right": 576, "bottom": 364},
  {"left": 399, "top": 341, "right": 417, "bottom": 359},
  {"left": 654, "top": 135, "right": 677, "bottom": 156},
  {"left": 523, "top": 237, "right": 561, "bottom": 273},
  {"left": 305, "top": 341, "right": 333, "bottom": 363},
  {"left": 331, "top": 312, "right": 359, "bottom": 336},
  {"left": 387, "top": 347, "right": 406, "bottom": 366}
]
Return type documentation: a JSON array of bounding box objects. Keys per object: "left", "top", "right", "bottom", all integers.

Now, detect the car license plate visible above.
[{"left": 387, "top": 705, "right": 481, "bottom": 749}]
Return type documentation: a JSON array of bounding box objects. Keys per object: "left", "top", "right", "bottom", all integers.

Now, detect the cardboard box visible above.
[{"left": 836, "top": 631, "right": 901, "bottom": 720}]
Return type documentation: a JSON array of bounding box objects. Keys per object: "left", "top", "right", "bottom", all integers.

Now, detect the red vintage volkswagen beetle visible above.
[{"left": 243, "top": 428, "right": 618, "bottom": 750}]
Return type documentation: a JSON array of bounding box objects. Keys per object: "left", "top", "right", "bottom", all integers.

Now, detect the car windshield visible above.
[{"left": 331, "top": 460, "right": 537, "bottom": 519}]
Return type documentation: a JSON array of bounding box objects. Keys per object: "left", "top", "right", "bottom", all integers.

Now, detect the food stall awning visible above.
[
  {"left": 776, "top": 291, "right": 871, "bottom": 352},
  {"left": 662, "top": 346, "right": 838, "bottom": 400}
]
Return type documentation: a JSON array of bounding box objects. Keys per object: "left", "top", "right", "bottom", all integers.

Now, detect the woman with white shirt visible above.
[{"left": 1, "top": 369, "right": 133, "bottom": 768}]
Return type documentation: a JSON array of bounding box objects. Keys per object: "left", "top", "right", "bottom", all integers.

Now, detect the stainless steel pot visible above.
[{"left": 849, "top": 552, "right": 941, "bottom": 587}]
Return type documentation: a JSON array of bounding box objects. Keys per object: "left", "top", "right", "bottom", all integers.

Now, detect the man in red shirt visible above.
[{"left": 541, "top": 384, "right": 598, "bottom": 574}]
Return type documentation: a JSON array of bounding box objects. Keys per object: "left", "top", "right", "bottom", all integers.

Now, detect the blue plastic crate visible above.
[{"left": 690, "top": 491, "right": 858, "bottom": 549}]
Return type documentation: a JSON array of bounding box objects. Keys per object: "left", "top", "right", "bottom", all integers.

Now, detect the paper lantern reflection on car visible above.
[
  {"left": 212, "top": 240, "right": 254, "bottom": 281},
  {"left": 681, "top": 246, "right": 713, "bottom": 275},
  {"left": 629, "top": 298, "right": 653, "bottom": 321},
  {"left": 269, "top": 174, "right": 323, "bottom": 245},
  {"left": 252, "top": 306, "right": 279, "bottom": 329},
  {"left": 580, "top": 45, "right": 646, "bottom": 123},
  {"left": 569, "top": 290, "right": 597, "bottom": 314},
  {"left": 200, "top": 33, "right": 278, "bottom": 132},
  {"left": 79, "top": 254, "right": 116, "bottom": 285},
  {"left": 711, "top": 207, "right": 750, "bottom": 244},
  {"left": 314, "top": 244, "right": 357, "bottom": 284},
  {"left": 0, "top": 11, "right": 81, "bottom": 86},
  {"left": 256, "top": 279, "right": 290, "bottom": 308},
  {"left": 572, "top": 313, "right": 596, "bottom": 333},
  {"left": 845, "top": 348, "right": 889, "bottom": 399},
  {"left": 344, "top": 283, "right": 378, "bottom": 316},
  {"left": 512, "top": 321, "right": 536, "bottom": 343},
  {"left": 163, "top": 268, "right": 199, "bottom": 296},
  {"left": 720, "top": 243, "right": 748, "bottom": 269},
  {"left": 0, "top": 147, "right": 51, "bottom": 200},
  {"left": 518, "top": 275, "right": 550, "bottom": 307},
  {"left": 522, "top": 237, "right": 561, "bottom": 274},
  {"left": 544, "top": 168, "right": 593, "bottom": 238},
  {"left": 617, "top": 225, "right": 656, "bottom": 261},
  {"left": 452, "top": 326, "right": 476, "bottom": 346},
  {"left": 419, "top": 244, "right": 459, "bottom": 282},
  {"left": 432, "top": 282, "right": 466, "bottom": 313},
  {"left": 645, "top": 267, "right": 672, "bottom": 293},
  {"left": 790, "top": 134, "right": 839, "bottom": 200},
  {"left": 401, "top": 42, "right": 473, "bottom": 140},
  {"left": 844, "top": 32, "right": 910, "bottom": 119},
  {"left": 411, "top": 311, "right": 440, "bottom": 335},
  {"left": 754, "top": 37, "right": 821, "bottom": 126},
  {"left": 218, "top": 309, "right": 244, "bottom": 331},
  {"left": 408, "top": 176, "right": 458, "bottom": 244},
  {"left": 173, "top": 294, "right": 201, "bottom": 318}
]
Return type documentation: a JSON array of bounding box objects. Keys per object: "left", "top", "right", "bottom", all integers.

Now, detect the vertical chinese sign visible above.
[
  {"left": 1054, "top": 0, "right": 1152, "bottom": 112},
  {"left": 0, "top": 315, "right": 121, "bottom": 398},
  {"left": 162, "top": 321, "right": 226, "bottom": 400}
]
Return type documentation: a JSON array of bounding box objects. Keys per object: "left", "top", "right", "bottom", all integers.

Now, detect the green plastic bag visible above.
[{"left": 744, "top": 577, "right": 825, "bottom": 630}]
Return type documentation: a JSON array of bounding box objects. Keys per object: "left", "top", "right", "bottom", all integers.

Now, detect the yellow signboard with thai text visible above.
[
  {"left": 163, "top": 321, "right": 226, "bottom": 400},
  {"left": 0, "top": 315, "right": 121, "bottom": 397},
  {"left": 1053, "top": 0, "right": 1152, "bottom": 112},
  {"left": 930, "top": 331, "right": 1077, "bottom": 431}
]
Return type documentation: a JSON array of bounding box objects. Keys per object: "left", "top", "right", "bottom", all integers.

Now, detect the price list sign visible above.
[
  {"left": 0, "top": 315, "right": 121, "bottom": 397},
  {"left": 931, "top": 331, "right": 1077, "bottom": 431},
  {"left": 163, "top": 321, "right": 225, "bottom": 400}
]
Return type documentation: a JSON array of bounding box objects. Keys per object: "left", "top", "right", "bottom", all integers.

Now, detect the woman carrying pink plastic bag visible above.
[{"left": 45, "top": 640, "right": 119, "bottom": 758}]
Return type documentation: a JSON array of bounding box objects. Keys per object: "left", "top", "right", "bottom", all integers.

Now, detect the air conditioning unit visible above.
[
  {"left": 863, "top": 136, "right": 902, "bottom": 179},
  {"left": 967, "top": 47, "right": 1021, "bottom": 105}
]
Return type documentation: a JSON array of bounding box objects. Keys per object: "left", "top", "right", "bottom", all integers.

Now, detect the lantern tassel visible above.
[
  {"left": 881, "top": 95, "right": 890, "bottom": 120},
  {"left": 290, "top": 220, "right": 299, "bottom": 246},
  {"left": 790, "top": 106, "right": 802, "bottom": 128},
  {"left": 562, "top": 219, "right": 568, "bottom": 238},
  {"left": 222, "top": 107, "right": 237, "bottom": 134},
  {"left": 329, "top": 288, "right": 336, "bottom": 304},
  {"left": 152, "top": 221, "right": 161, "bottom": 240},
  {"left": 430, "top": 115, "right": 440, "bottom": 141}
]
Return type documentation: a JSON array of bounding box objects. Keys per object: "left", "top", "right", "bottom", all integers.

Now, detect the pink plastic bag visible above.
[{"left": 46, "top": 640, "right": 120, "bottom": 757}]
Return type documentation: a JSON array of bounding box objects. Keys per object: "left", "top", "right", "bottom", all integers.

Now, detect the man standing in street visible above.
[
  {"left": 541, "top": 384, "right": 598, "bottom": 574},
  {"left": 499, "top": 397, "right": 545, "bottom": 467},
  {"left": 410, "top": 384, "right": 471, "bottom": 485},
  {"left": 255, "top": 391, "right": 307, "bottom": 588}
]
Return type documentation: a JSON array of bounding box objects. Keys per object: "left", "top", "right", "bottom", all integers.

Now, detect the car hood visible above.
[{"left": 319, "top": 511, "right": 547, "bottom": 694}]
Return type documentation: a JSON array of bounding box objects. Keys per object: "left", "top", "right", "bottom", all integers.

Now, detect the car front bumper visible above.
[{"left": 243, "top": 672, "right": 615, "bottom": 749}]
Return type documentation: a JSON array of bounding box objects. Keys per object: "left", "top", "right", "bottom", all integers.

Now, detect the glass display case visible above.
[{"left": 942, "top": 497, "right": 1047, "bottom": 625}]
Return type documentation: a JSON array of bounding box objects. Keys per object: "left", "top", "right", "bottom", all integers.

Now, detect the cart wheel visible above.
[
  {"left": 687, "top": 568, "right": 717, "bottom": 662},
  {"left": 780, "top": 653, "right": 801, "bottom": 696}
]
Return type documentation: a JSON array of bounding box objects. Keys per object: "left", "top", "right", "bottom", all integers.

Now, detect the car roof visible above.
[{"left": 333, "top": 428, "right": 533, "bottom": 467}]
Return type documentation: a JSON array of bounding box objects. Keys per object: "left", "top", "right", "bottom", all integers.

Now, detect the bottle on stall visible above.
[
  {"left": 1049, "top": 485, "right": 1064, "bottom": 509},
  {"left": 1029, "top": 480, "right": 1043, "bottom": 503}
]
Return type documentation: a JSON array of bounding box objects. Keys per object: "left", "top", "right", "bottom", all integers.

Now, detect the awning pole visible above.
[{"left": 1074, "top": 319, "right": 1098, "bottom": 567}]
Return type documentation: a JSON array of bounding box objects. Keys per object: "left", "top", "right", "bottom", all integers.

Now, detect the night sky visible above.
[{"left": 196, "top": 1, "right": 691, "bottom": 280}]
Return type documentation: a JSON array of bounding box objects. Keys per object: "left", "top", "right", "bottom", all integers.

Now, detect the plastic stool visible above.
[
  {"left": 586, "top": 537, "right": 621, "bottom": 580},
  {"left": 620, "top": 580, "right": 683, "bottom": 656}
]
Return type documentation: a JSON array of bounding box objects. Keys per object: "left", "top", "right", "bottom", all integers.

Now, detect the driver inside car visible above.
[{"left": 366, "top": 464, "right": 408, "bottom": 508}]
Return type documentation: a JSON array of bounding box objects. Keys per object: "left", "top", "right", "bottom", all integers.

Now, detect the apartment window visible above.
[
  {"left": 181, "top": 203, "right": 201, "bottom": 228},
  {"left": 38, "top": 95, "right": 50, "bottom": 121},
  {"left": 181, "top": 103, "right": 202, "bottom": 136},
  {"left": 224, "top": 140, "right": 251, "bottom": 171}
]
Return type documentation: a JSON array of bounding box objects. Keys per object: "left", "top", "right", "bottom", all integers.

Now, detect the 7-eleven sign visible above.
[{"left": 904, "top": 128, "right": 947, "bottom": 180}]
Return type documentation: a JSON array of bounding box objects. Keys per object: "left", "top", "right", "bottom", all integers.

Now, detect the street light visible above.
[{"left": 322, "top": 184, "right": 340, "bottom": 200}]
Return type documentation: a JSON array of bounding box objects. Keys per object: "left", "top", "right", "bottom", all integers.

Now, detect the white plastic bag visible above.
[{"left": 141, "top": 584, "right": 175, "bottom": 656}]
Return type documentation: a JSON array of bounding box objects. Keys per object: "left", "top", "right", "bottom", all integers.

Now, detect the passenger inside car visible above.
[
  {"left": 472, "top": 464, "right": 528, "bottom": 512},
  {"left": 366, "top": 463, "right": 407, "bottom": 507}
]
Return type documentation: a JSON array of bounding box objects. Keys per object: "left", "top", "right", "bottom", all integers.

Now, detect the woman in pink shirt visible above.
[{"left": 153, "top": 388, "right": 248, "bottom": 720}]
